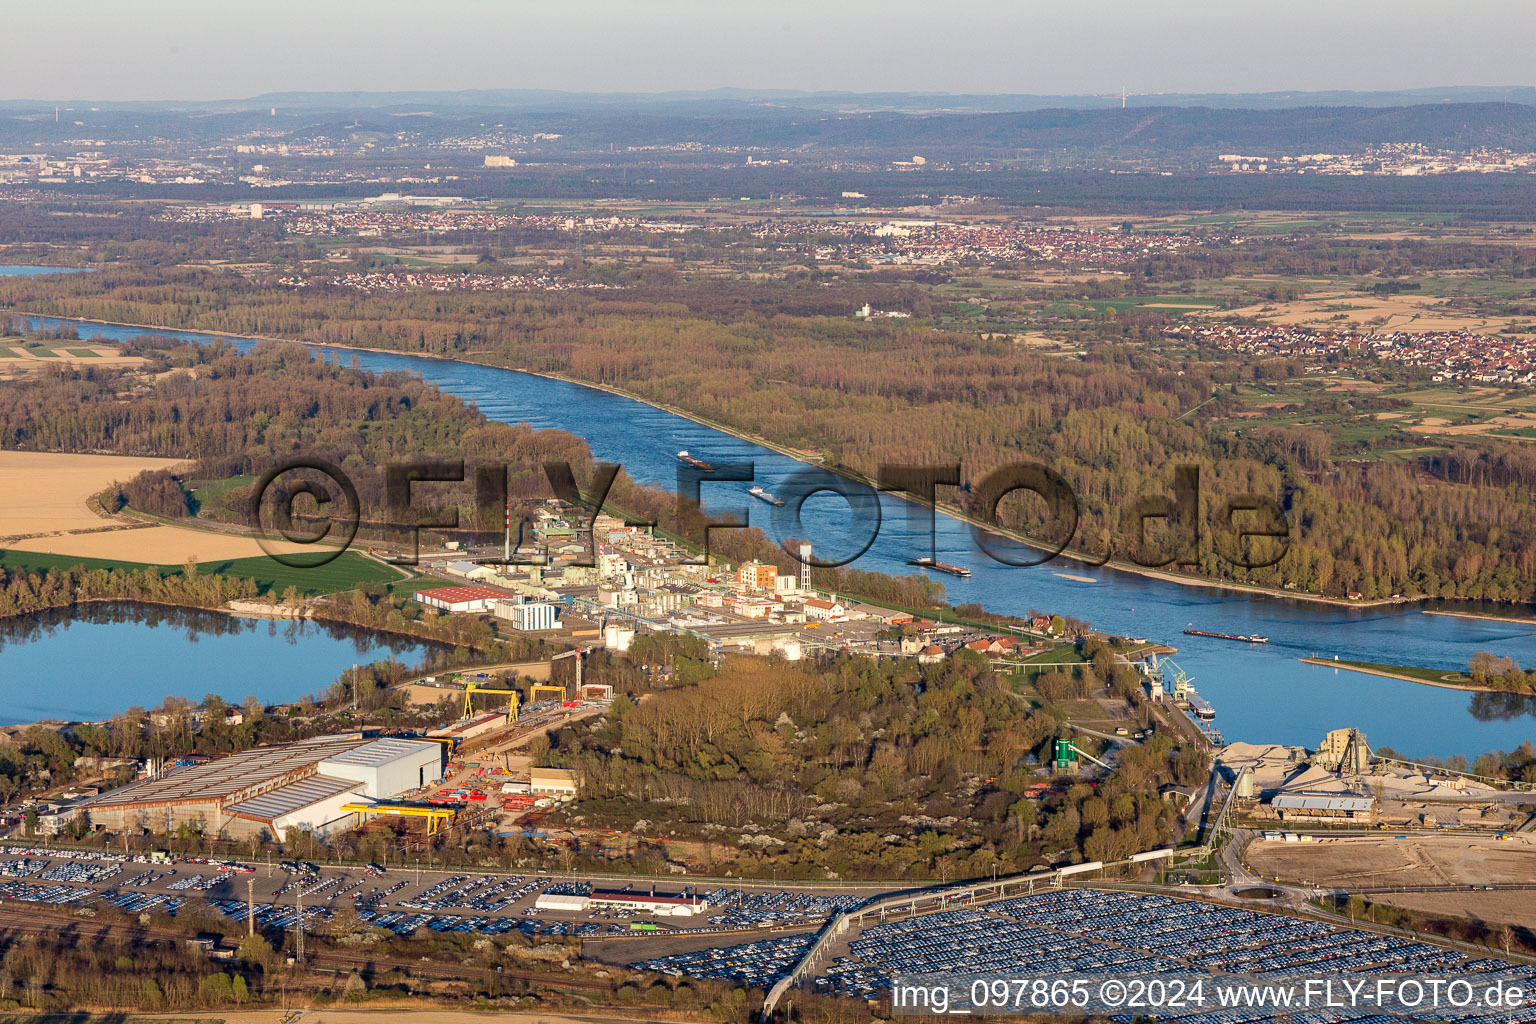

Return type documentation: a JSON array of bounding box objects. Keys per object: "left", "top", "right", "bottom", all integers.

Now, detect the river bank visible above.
[
  {"left": 1423, "top": 609, "right": 1536, "bottom": 627},
  {"left": 12, "top": 309, "right": 1444, "bottom": 614}
]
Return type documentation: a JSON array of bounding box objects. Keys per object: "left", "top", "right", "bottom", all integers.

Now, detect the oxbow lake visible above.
[{"left": 14, "top": 307, "right": 1536, "bottom": 758}]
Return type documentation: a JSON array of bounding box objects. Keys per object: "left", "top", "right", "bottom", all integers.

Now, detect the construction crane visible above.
[
  {"left": 550, "top": 645, "right": 595, "bottom": 693},
  {"left": 461, "top": 682, "right": 521, "bottom": 723}
]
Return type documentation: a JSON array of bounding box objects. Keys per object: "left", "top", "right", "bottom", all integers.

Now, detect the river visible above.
[
  {"left": 18, "top": 312, "right": 1536, "bottom": 758},
  {"left": 0, "top": 602, "right": 438, "bottom": 725}
]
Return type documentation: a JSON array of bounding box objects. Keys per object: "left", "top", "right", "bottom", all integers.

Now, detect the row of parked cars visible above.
[
  {"left": 700, "top": 886, "right": 862, "bottom": 928},
  {"left": 812, "top": 888, "right": 1523, "bottom": 1018},
  {"left": 634, "top": 934, "right": 816, "bottom": 989}
]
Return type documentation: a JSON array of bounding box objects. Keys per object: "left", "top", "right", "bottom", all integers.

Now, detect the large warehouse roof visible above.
[
  {"left": 226, "top": 775, "right": 363, "bottom": 825},
  {"left": 1272, "top": 792, "right": 1374, "bottom": 812},
  {"left": 81, "top": 736, "right": 370, "bottom": 811},
  {"left": 321, "top": 737, "right": 439, "bottom": 769}
]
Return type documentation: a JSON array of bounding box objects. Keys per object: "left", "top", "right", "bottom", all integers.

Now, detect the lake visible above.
[
  {"left": 0, "top": 265, "right": 91, "bottom": 277},
  {"left": 0, "top": 602, "right": 438, "bottom": 725},
  {"left": 18, "top": 312, "right": 1536, "bottom": 757}
]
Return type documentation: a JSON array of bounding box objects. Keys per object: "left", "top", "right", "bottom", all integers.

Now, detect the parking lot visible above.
[
  {"left": 627, "top": 887, "right": 1530, "bottom": 1022},
  {"left": 0, "top": 845, "right": 879, "bottom": 941}
]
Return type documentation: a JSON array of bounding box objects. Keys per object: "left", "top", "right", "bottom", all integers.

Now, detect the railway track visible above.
[{"left": 0, "top": 904, "right": 611, "bottom": 991}]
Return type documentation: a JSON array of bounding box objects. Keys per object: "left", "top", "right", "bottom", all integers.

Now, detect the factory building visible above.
[
  {"left": 495, "top": 600, "right": 558, "bottom": 631},
  {"left": 413, "top": 585, "right": 506, "bottom": 612},
  {"left": 529, "top": 767, "right": 578, "bottom": 797},
  {"left": 78, "top": 735, "right": 443, "bottom": 840},
  {"left": 314, "top": 737, "right": 444, "bottom": 796},
  {"left": 1270, "top": 791, "right": 1376, "bottom": 822}
]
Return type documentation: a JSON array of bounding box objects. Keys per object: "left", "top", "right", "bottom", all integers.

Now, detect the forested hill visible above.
[{"left": 3, "top": 99, "right": 1536, "bottom": 158}]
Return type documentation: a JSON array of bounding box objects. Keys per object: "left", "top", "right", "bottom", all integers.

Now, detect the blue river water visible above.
[
  {"left": 18, "top": 311, "right": 1536, "bottom": 757},
  {"left": 0, "top": 603, "right": 435, "bottom": 726}
]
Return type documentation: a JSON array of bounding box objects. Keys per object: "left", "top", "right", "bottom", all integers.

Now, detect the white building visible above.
[
  {"left": 318, "top": 738, "right": 443, "bottom": 797},
  {"left": 445, "top": 560, "right": 501, "bottom": 582},
  {"left": 502, "top": 602, "right": 558, "bottom": 631},
  {"left": 802, "top": 597, "right": 846, "bottom": 620},
  {"left": 529, "top": 767, "right": 578, "bottom": 797}
]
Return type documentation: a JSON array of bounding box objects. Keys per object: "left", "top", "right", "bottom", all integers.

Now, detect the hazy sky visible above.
[{"left": 6, "top": 0, "right": 1534, "bottom": 101}]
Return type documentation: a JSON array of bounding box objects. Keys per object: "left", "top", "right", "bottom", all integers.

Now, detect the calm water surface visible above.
[{"left": 0, "top": 603, "right": 437, "bottom": 725}]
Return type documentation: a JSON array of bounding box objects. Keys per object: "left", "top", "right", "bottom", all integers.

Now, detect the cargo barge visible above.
[
  {"left": 748, "top": 485, "right": 786, "bottom": 507},
  {"left": 910, "top": 557, "right": 972, "bottom": 578},
  {"left": 676, "top": 450, "right": 715, "bottom": 472},
  {"left": 1183, "top": 629, "right": 1268, "bottom": 644}
]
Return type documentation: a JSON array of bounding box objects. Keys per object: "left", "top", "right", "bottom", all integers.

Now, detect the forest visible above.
[{"left": 540, "top": 645, "right": 1206, "bottom": 880}]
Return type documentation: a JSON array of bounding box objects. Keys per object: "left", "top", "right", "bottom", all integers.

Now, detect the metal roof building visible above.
[
  {"left": 1271, "top": 792, "right": 1375, "bottom": 819},
  {"left": 79, "top": 735, "right": 442, "bottom": 840},
  {"left": 225, "top": 774, "right": 365, "bottom": 838}
]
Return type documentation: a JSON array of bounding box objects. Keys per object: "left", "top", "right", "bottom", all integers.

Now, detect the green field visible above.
[
  {"left": 0, "top": 547, "right": 400, "bottom": 596},
  {"left": 188, "top": 474, "right": 255, "bottom": 511},
  {"left": 64, "top": 347, "right": 100, "bottom": 357}
]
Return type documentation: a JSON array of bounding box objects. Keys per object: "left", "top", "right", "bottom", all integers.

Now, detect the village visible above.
[{"left": 1168, "top": 322, "right": 1536, "bottom": 384}]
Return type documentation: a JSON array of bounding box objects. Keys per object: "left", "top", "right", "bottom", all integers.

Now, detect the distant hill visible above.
[
  {"left": 7, "top": 85, "right": 1536, "bottom": 115},
  {"left": 5, "top": 93, "right": 1536, "bottom": 161}
]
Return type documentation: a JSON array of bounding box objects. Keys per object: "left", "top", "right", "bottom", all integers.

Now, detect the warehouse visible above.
[
  {"left": 590, "top": 889, "right": 709, "bottom": 916},
  {"left": 78, "top": 735, "right": 444, "bottom": 840},
  {"left": 413, "top": 585, "right": 507, "bottom": 612},
  {"left": 533, "top": 889, "right": 709, "bottom": 917},
  {"left": 318, "top": 736, "right": 443, "bottom": 795},
  {"left": 529, "top": 767, "right": 579, "bottom": 797},
  {"left": 1270, "top": 791, "right": 1376, "bottom": 822}
]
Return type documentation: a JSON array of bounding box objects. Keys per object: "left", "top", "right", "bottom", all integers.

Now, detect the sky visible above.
[{"left": 6, "top": 0, "right": 1534, "bottom": 101}]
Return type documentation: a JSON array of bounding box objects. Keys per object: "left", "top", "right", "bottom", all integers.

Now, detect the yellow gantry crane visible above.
[
  {"left": 339, "top": 801, "right": 457, "bottom": 836},
  {"left": 461, "top": 682, "right": 521, "bottom": 723}
]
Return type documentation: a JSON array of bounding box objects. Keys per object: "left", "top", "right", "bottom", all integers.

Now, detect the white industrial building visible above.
[
  {"left": 534, "top": 889, "right": 708, "bottom": 917},
  {"left": 496, "top": 600, "right": 558, "bottom": 631},
  {"left": 318, "top": 737, "right": 443, "bottom": 796}
]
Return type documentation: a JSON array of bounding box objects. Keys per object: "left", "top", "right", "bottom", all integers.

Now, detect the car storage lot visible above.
[
  {"left": 634, "top": 887, "right": 1530, "bottom": 1013},
  {"left": 0, "top": 845, "right": 884, "bottom": 940}
]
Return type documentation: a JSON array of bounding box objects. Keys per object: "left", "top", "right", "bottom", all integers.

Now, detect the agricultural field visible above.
[
  {"left": 0, "top": 450, "right": 183, "bottom": 536},
  {"left": 5, "top": 523, "right": 331, "bottom": 563},
  {"left": 0, "top": 342, "right": 146, "bottom": 375},
  {"left": 0, "top": 546, "right": 402, "bottom": 596}
]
